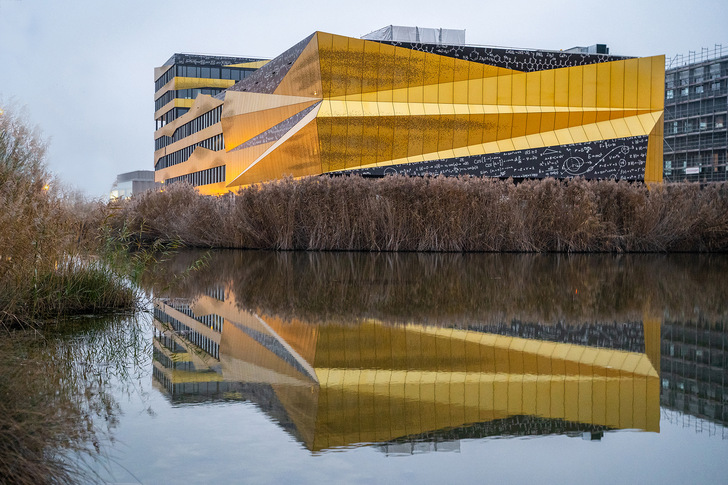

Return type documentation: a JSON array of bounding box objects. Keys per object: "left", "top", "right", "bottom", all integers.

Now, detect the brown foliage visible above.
[
  {"left": 111, "top": 175, "right": 728, "bottom": 252},
  {"left": 0, "top": 105, "right": 133, "bottom": 326}
]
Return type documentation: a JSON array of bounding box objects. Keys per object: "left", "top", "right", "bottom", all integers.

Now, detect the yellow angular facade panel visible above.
[
  {"left": 329, "top": 34, "right": 350, "bottom": 98},
  {"left": 645, "top": 113, "right": 664, "bottom": 183},
  {"left": 274, "top": 35, "right": 323, "bottom": 98},
  {"left": 226, "top": 60, "right": 270, "bottom": 69},
  {"left": 231, "top": 118, "right": 322, "bottom": 187},
  {"left": 637, "top": 56, "right": 653, "bottom": 110},
  {"left": 554, "top": 68, "right": 570, "bottom": 107},
  {"left": 610, "top": 61, "right": 625, "bottom": 115},
  {"left": 623, "top": 58, "right": 640, "bottom": 110},
  {"left": 568, "top": 66, "right": 583, "bottom": 108},
  {"left": 346, "top": 37, "right": 365, "bottom": 97},
  {"left": 377, "top": 42, "right": 397, "bottom": 95},
  {"left": 173, "top": 76, "right": 236, "bottom": 91},
  {"left": 651, "top": 55, "right": 666, "bottom": 110},
  {"left": 221, "top": 100, "right": 319, "bottom": 151},
  {"left": 361, "top": 39, "right": 381, "bottom": 95},
  {"left": 596, "top": 61, "right": 611, "bottom": 108},
  {"left": 317, "top": 32, "right": 335, "bottom": 98},
  {"left": 582, "top": 63, "right": 597, "bottom": 109}
]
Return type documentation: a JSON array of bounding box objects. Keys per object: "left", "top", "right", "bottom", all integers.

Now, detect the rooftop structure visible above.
[{"left": 361, "top": 25, "right": 466, "bottom": 45}]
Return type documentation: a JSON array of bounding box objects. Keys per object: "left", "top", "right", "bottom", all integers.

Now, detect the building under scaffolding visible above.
[{"left": 664, "top": 45, "right": 728, "bottom": 182}]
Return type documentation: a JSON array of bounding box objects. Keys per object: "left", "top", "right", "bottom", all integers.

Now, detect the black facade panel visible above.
[{"left": 343, "top": 136, "right": 648, "bottom": 180}]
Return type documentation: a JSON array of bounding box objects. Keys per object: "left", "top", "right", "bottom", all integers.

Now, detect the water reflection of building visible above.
[
  {"left": 151, "top": 284, "right": 662, "bottom": 452},
  {"left": 660, "top": 320, "right": 727, "bottom": 427}
]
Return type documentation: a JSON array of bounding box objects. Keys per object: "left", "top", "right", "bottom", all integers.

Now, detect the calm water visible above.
[{"left": 46, "top": 252, "right": 728, "bottom": 483}]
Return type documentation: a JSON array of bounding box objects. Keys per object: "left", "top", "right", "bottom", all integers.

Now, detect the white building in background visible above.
[{"left": 110, "top": 170, "right": 159, "bottom": 200}]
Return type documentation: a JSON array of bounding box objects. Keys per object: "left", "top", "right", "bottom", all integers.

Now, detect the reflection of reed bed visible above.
[
  {"left": 144, "top": 250, "right": 728, "bottom": 326},
  {"left": 112, "top": 176, "right": 728, "bottom": 252},
  {"left": 0, "top": 314, "right": 150, "bottom": 484}
]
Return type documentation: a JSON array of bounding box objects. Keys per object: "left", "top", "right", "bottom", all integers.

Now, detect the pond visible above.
[{"left": 25, "top": 252, "right": 728, "bottom": 483}]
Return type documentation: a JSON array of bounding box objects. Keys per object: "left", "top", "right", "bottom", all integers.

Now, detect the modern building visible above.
[
  {"left": 663, "top": 46, "right": 728, "bottom": 182},
  {"left": 154, "top": 28, "right": 665, "bottom": 195},
  {"left": 109, "top": 170, "right": 159, "bottom": 200},
  {"left": 153, "top": 53, "right": 269, "bottom": 187}
]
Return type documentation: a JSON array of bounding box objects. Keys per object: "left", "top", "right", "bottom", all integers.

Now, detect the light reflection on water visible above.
[{"left": 100, "top": 253, "right": 728, "bottom": 481}]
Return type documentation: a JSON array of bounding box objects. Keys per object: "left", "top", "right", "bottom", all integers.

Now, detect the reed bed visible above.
[
  {"left": 112, "top": 175, "right": 728, "bottom": 252},
  {"left": 0, "top": 105, "right": 134, "bottom": 327}
]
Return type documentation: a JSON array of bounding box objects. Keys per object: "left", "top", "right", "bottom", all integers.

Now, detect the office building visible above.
[
  {"left": 154, "top": 29, "right": 665, "bottom": 195},
  {"left": 663, "top": 46, "right": 728, "bottom": 182}
]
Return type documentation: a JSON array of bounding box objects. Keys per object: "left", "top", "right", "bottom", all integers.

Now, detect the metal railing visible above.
[{"left": 666, "top": 44, "right": 727, "bottom": 70}]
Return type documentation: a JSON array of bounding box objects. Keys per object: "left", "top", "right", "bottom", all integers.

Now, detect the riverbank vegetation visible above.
[
  {"left": 0, "top": 106, "right": 135, "bottom": 328},
  {"left": 0, "top": 314, "right": 150, "bottom": 485},
  {"left": 111, "top": 175, "right": 728, "bottom": 252}
]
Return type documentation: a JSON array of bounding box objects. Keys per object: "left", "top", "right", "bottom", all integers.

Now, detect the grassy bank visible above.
[
  {"left": 0, "top": 105, "right": 135, "bottom": 328},
  {"left": 112, "top": 175, "right": 728, "bottom": 252}
]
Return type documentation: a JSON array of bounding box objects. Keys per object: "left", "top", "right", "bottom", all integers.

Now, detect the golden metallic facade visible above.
[{"left": 155, "top": 33, "right": 664, "bottom": 195}]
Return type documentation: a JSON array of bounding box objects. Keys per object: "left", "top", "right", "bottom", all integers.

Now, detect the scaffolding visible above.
[
  {"left": 663, "top": 44, "right": 728, "bottom": 182},
  {"left": 666, "top": 44, "right": 726, "bottom": 70}
]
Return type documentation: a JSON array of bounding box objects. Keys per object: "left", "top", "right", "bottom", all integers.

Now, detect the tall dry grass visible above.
[
  {"left": 111, "top": 175, "right": 728, "bottom": 252},
  {"left": 0, "top": 105, "right": 134, "bottom": 327}
]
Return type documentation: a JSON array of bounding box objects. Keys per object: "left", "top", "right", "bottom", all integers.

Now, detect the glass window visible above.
[
  {"left": 222, "top": 68, "right": 230, "bottom": 79},
  {"left": 201, "top": 67, "right": 210, "bottom": 78},
  {"left": 210, "top": 67, "right": 220, "bottom": 78},
  {"left": 681, "top": 87, "right": 689, "bottom": 96},
  {"left": 696, "top": 85, "right": 704, "bottom": 94},
  {"left": 691, "top": 66, "right": 704, "bottom": 83},
  {"left": 666, "top": 89, "right": 674, "bottom": 99},
  {"left": 710, "top": 62, "right": 720, "bottom": 78},
  {"left": 679, "top": 70, "right": 689, "bottom": 85}
]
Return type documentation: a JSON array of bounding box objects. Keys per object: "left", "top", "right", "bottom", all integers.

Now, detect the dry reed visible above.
[
  {"left": 111, "top": 175, "right": 728, "bottom": 252},
  {"left": 0, "top": 104, "right": 135, "bottom": 327}
]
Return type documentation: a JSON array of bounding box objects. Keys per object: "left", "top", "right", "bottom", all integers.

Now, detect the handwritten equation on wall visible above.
[{"left": 344, "top": 136, "right": 648, "bottom": 180}]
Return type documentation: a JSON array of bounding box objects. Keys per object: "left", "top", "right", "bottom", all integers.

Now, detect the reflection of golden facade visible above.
[
  {"left": 152, "top": 287, "right": 661, "bottom": 452},
  {"left": 154, "top": 32, "right": 665, "bottom": 195}
]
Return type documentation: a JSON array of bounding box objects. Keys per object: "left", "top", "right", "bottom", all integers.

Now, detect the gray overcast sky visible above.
[{"left": 1, "top": 0, "right": 726, "bottom": 198}]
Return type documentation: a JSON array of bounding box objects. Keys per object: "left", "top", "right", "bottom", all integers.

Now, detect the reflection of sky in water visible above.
[{"left": 95, "top": 252, "right": 727, "bottom": 483}]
